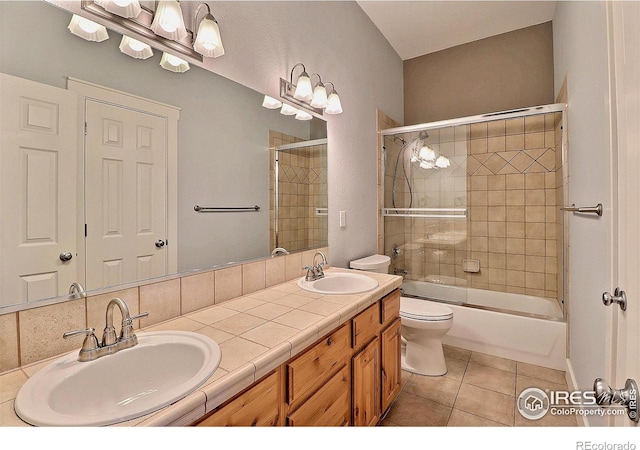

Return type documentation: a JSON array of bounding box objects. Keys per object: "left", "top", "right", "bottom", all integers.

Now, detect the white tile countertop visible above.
[{"left": 0, "top": 268, "right": 402, "bottom": 427}]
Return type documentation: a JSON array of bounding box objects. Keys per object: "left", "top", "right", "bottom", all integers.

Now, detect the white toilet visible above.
[
  {"left": 399, "top": 297, "right": 453, "bottom": 376},
  {"left": 349, "top": 254, "right": 454, "bottom": 377}
]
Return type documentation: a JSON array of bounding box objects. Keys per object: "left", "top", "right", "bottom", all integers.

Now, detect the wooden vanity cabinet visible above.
[
  {"left": 351, "top": 289, "right": 402, "bottom": 425},
  {"left": 284, "top": 325, "right": 351, "bottom": 426},
  {"left": 195, "top": 368, "right": 282, "bottom": 426},
  {"left": 191, "top": 288, "right": 402, "bottom": 427}
]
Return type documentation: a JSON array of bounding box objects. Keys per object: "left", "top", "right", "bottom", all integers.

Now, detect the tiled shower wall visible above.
[
  {"left": 383, "top": 111, "right": 564, "bottom": 304},
  {"left": 269, "top": 131, "right": 328, "bottom": 253},
  {"left": 465, "top": 113, "right": 563, "bottom": 300}
]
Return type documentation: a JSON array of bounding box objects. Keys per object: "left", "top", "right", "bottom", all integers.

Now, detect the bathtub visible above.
[{"left": 401, "top": 280, "right": 567, "bottom": 370}]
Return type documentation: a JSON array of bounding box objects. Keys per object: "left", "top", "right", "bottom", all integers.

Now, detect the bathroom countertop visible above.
[{"left": 0, "top": 268, "right": 402, "bottom": 427}]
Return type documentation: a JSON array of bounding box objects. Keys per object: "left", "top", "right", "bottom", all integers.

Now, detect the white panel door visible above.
[
  {"left": 84, "top": 100, "right": 167, "bottom": 290},
  {"left": 0, "top": 73, "right": 77, "bottom": 307},
  {"left": 608, "top": 0, "right": 640, "bottom": 426}
]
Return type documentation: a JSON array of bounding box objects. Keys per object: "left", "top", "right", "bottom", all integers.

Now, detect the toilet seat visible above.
[{"left": 400, "top": 297, "right": 453, "bottom": 321}]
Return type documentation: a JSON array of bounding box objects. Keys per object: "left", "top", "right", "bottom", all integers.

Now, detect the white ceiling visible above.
[{"left": 356, "top": 1, "right": 557, "bottom": 61}]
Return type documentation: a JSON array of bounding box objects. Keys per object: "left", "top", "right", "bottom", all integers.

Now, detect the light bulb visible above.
[
  {"left": 194, "top": 16, "right": 224, "bottom": 58},
  {"left": 262, "top": 96, "right": 282, "bottom": 109},
  {"left": 293, "top": 72, "right": 313, "bottom": 101},
  {"left": 325, "top": 91, "right": 343, "bottom": 114},
  {"left": 150, "top": 0, "right": 187, "bottom": 41},
  {"left": 159, "top": 52, "right": 190, "bottom": 73},
  {"left": 418, "top": 145, "right": 436, "bottom": 162},
  {"left": 435, "top": 156, "right": 451, "bottom": 168},
  {"left": 310, "top": 84, "right": 328, "bottom": 109},
  {"left": 68, "top": 15, "right": 109, "bottom": 42},
  {"left": 280, "top": 104, "right": 298, "bottom": 116},
  {"left": 119, "top": 35, "right": 153, "bottom": 59},
  {"left": 295, "top": 110, "right": 313, "bottom": 121}
]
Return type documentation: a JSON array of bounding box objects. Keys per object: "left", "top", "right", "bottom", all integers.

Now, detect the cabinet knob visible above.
[{"left": 327, "top": 337, "right": 333, "bottom": 346}]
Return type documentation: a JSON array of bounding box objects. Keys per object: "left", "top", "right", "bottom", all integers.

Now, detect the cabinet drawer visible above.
[
  {"left": 287, "top": 324, "right": 350, "bottom": 405},
  {"left": 352, "top": 301, "right": 380, "bottom": 350},
  {"left": 287, "top": 365, "right": 350, "bottom": 426},
  {"left": 381, "top": 289, "right": 400, "bottom": 326},
  {"left": 196, "top": 370, "right": 280, "bottom": 426}
]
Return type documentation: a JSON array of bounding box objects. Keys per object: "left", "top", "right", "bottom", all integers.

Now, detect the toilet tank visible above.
[{"left": 349, "top": 254, "right": 391, "bottom": 274}]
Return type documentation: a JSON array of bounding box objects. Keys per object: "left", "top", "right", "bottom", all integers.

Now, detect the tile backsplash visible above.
[{"left": 0, "top": 247, "right": 328, "bottom": 374}]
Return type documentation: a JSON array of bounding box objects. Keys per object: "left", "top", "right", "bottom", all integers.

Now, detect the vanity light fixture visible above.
[
  {"left": 94, "top": 0, "right": 142, "bottom": 19},
  {"left": 408, "top": 131, "right": 451, "bottom": 170},
  {"left": 262, "top": 96, "right": 282, "bottom": 109},
  {"left": 159, "top": 52, "right": 190, "bottom": 72},
  {"left": 150, "top": 0, "right": 188, "bottom": 41},
  {"left": 192, "top": 3, "right": 224, "bottom": 58},
  {"left": 68, "top": 14, "right": 109, "bottom": 42},
  {"left": 280, "top": 63, "right": 343, "bottom": 116},
  {"left": 324, "top": 83, "right": 343, "bottom": 115},
  {"left": 119, "top": 35, "right": 153, "bottom": 59}
]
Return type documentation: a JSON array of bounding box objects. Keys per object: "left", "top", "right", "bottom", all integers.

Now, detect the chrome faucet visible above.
[
  {"left": 63, "top": 297, "right": 148, "bottom": 362},
  {"left": 304, "top": 251, "right": 328, "bottom": 281},
  {"left": 68, "top": 282, "right": 86, "bottom": 299}
]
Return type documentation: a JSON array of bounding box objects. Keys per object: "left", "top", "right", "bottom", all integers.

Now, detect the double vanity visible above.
[{"left": 6, "top": 267, "right": 402, "bottom": 427}]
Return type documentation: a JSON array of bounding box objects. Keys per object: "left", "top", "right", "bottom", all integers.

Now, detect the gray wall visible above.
[
  {"left": 553, "top": 1, "right": 612, "bottom": 426},
  {"left": 404, "top": 22, "right": 555, "bottom": 124}
]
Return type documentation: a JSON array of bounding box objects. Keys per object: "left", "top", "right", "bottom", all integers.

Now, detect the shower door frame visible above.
[{"left": 380, "top": 102, "right": 569, "bottom": 320}]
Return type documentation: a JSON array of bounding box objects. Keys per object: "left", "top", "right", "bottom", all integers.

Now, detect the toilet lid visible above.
[{"left": 400, "top": 297, "right": 453, "bottom": 321}]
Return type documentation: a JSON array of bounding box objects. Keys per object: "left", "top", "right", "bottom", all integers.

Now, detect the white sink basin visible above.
[
  {"left": 298, "top": 272, "right": 378, "bottom": 295},
  {"left": 14, "top": 331, "right": 221, "bottom": 426}
]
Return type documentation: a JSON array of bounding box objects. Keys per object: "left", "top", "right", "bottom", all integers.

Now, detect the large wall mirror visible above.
[{"left": 0, "top": 1, "right": 327, "bottom": 311}]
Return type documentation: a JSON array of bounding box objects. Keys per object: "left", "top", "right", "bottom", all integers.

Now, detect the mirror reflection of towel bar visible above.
[
  {"left": 194, "top": 205, "right": 260, "bottom": 212},
  {"left": 560, "top": 203, "right": 603, "bottom": 216}
]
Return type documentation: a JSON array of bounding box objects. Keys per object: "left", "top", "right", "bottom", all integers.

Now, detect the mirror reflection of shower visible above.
[{"left": 269, "top": 135, "right": 328, "bottom": 254}]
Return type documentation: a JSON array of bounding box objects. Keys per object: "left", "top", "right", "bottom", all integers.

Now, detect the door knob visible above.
[
  {"left": 593, "top": 378, "right": 638, "bottom": 422},
  {"left": 59, "top": 251, "right": 73, "bottom": 262},
  {"left": 602, "top": 288, "right": 627, "bottom": 311},
  {"left": 155, "top": 239, "right": 166, "bottom": 248}
]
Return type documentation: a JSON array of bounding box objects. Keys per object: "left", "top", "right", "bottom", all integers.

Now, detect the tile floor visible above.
[{"left": 380, "top": 345, "right": 578, "bottom": 427}]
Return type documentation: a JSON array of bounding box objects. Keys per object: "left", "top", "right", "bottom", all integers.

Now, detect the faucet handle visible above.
[
  {"left": 120, "top": 311, "right": 149, "bottom": 339},
  {"left": 303, "top": 266, "right": 315, "bottom": 281},
  {"left": 129, "top": 311, "right": 149, "bottom": 322},
  {"left": 63, "top": 327, "right": 99, "bottom": 352}
]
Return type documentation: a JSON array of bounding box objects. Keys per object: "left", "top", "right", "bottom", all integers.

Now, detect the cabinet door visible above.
[
  {"left": 381, "top": 318, "right": 402, "bottom": 412},
  {"left": 287, "top": 325, "right": 350, "bottom": 407},
  {"left": 352, "top": 302, "right": 380, "bottom": 350},
  {"left": 352, "top": 337, "right": 380, "bottom": 426},
  {"left": 381, "top": 289, "right": 400, "bottom": 327},
  {"left": 195, "top": 370, "right": 280, "bottom": 426},
  {"left": 287, "top": 365, "right": 351, "bottom": 426}
]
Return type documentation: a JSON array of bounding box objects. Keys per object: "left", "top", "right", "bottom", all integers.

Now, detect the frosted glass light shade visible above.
[
  {"left": 95, "top": 0, "right": 142, "bottom": 18},
  {"left": 119, "top": 36, "right": 153, "bottom": 59},
  {"left": 418, "top": 145, "right": 436, "bottom": 162},
  {"left": 68, "top": 15, "right": 109, "bottom": 42},
  {"left": 159, "top": 52, "right": 190, "bottom": 73},
  {"left": 310, "top": 84, "right": 328, "bottom": 109},
  {"left": 325, "top": 91, "right": 343, "bottom": 114},
  {"left": 262, "top": 96, "right": 282, "bottom": 109},
  {"left": 435, "top": 155, "right": 451, "bottom": 168},
  {"left": 280, "top": 104, "right": 298, "bottom": 116},
  {"left": 194, "top": 16, "right": 224, "bottom": 58},
  {"left": 295, "top": 110, "right": 313, "bottom": 121},
  {"left": 150, "top": 0, "right": 187, "bottom": 41},
  {"left": 293, "top": 72, "right": 313, "bottom": 101}
]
